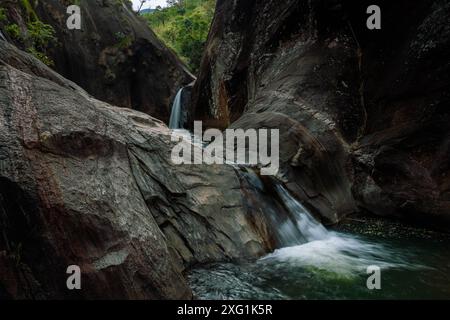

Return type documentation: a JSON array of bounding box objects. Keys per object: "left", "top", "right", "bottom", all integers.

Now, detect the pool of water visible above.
[{"left": 188, "top": 225, "right": 450, "bottom": 300}]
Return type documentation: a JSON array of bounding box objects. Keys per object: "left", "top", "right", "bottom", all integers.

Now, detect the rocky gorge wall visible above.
[
  {"left": 1, "top": 0, "right": 450, "bottom": 301},
  {"left": 0, "top": 40, "right": 277, "bottom": 299},
  {"left": 191, "top": 0, "right": 450, "bottom": 228},
  {"left": 0, "top": 0, "right": 194, "bottom": 122}
]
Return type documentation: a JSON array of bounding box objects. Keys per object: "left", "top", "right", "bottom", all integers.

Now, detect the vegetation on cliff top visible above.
[
  {"left": 0, "top": 0, "right": 56, "bottom": 66},
  {"left": 143, "top": 0, "right": 215, "bottom": 73}
]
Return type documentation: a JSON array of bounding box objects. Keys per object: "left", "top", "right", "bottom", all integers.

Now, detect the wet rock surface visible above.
[{"left": 1, "top": 0, "right": 449, "bottom": 301}]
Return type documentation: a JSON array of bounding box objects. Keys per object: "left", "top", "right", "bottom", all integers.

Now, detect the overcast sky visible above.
[{"left": 132, "top": 0, "right": 167, "bottom": 10}]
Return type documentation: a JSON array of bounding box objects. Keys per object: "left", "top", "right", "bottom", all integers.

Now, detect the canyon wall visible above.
[
  {"left": 191, "top": 0, "right": 450, "bottom": 228},
  {"left": 0, "top": 0, "right": 194, "bottom": 122},
  {"left": 0, "top": 40, "right": 271, "bottom": 299}
]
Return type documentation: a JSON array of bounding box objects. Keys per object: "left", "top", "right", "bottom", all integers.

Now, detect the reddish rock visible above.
[{"left": 0, "top": 41, "right": 270, "bottom": 299}]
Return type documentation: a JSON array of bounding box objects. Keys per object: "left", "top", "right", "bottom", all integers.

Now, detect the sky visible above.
[{"left": 132, "top": 0, "right": 167, "bottom": 10}]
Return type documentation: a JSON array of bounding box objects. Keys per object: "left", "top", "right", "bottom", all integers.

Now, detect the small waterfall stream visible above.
[
  {"left": 0, "top": 30, "right": 7, "bottom": 42},
  {"left": 274, "top": 184, "right": 329, "bottom": 242},
  {"left": 235, "top": 167, "right": 329, "bottom": 246},
  {"left": 235, "top": 167, "right": 307, "bottom": 247},
  {"left": 169, "top": 88, "right": 184, "bottom": 129},
  {"left": 189, "top": 168, "right": 450, "bottom": 299},
  {"left": 255, "top": 179, "right": 414, "bottom": 274},
  {"left": 172, "top": 112, "right": 450, "bottom": 299}
]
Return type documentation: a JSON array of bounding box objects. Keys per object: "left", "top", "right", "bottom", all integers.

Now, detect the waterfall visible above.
[
  {"left": 274, "top": 185, "right": 329, "bottom": 242},
  {"left": 0, "top": 30, "right": 6, "bottom": 42},
  {"left": 169, "top": 88, "right": 184, "bottom": 129},
  {"left": 235, "top": 167, "right": 307, "bottom": 247},
  {"left": 190, "top": 171, "right": 429, "bottom": 300},
  {"left": 260, "top": 184, "right": 412, "bottom": 277},
  {"left": 234, "top": 166, "right": 328, "bottom": 246}
]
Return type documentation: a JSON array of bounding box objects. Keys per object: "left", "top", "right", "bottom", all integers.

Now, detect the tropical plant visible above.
[{"left": 144, "top": 0, "right": 215, "bottom": 73}]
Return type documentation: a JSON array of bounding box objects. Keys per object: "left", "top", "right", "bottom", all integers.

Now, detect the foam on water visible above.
[
  {"left": 267, "top": 185, "right": 426, "bottom": 276},
  {"left": 274, "top": 184, "right": 329, "bottom": 242},
  {"left": 189, "top": 176, "right": 448, "bottom": 299},
  {"left": 261, "top": 234, "right": 425, "bottom": 277}
]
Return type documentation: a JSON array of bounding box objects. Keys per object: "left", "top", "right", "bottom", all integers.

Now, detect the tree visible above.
[
  {"left": 138, "top": 0, "right": 147, "bottom": 13},
  {"left": 146, "top": 0, "right": 216, "bottom": 73},
  {"left": 167, "top": 0, "right": 184, "bottom": 7}
]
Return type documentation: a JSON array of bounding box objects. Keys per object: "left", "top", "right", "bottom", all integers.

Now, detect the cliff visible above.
[
  {"left": 0, "top": 40, "right": 271, "bottom": 299},
  {"left": 191, "top": 0, "right": 450, "bottom": 228},
  {"left": 0, "top": 0, "right": 194, "bottom": 122}
]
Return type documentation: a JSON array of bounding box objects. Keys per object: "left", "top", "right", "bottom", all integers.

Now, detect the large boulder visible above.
[
  {"left": 191, "top": 0, "right": 450, "bottom": 228},
  {"left": 0, "top": 0, "right": 194, "bottom": 122},
  {"left": 0, "top": 40, "right": 270, "bottom": 299}
]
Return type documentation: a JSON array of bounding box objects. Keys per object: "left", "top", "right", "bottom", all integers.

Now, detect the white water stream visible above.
[{"left": 169, "top": 88, "right": 184, "bottom": 129}]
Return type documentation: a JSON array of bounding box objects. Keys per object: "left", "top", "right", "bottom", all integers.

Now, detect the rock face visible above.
[
  {"left": 1, "top": 0, "right": 194, "bottom": 122},
  {"left": 191, "top": 0, "right": 450, "bottom": 228},
  {"left": 0, "top": 40, "right": 270, "bottom": 299}
]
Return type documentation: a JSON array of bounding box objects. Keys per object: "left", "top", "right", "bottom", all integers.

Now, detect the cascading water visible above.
[
  {"left": 234, "top": 167, "right": 308, "bottom": 246},
  {"left": 175, "top": 123, "right": 448, "bottom": 299},
  {"left": 273, "top": 184, "right": 329, "bottom": 242},
  {"left": 188, "top": 170, "right": 449, "bottom": 299},
  {"left": 235, "top": 168, "right": 393, "bottom": 266},
  {"left": 0, "top": 30, "right": 6, "bottom": 42},
  {"left": 264, "top": 184, "right": 419, "bottom": 275},
  {"left": 169, "top": 88, "right": 184, "bottom": 129}
]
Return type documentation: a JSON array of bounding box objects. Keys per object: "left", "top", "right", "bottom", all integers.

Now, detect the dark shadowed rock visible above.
[
  {"left": 191, "top": 0, "right": 450, "bottom": 228},
  {"left": 0, "top": 41, "right": 270, "bottom": 299},
  {"left": 1, "top": 0, "right": 194, "bottom": 122}
]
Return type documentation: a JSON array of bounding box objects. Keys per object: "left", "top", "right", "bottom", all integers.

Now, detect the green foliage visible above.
[
  {"left": 0, "top": 8, "right": 7, "bottom": 22},
  {"left": 21, "top": 0, "right": 38, "bottom": 21},
  {"left": 27, "top": 20, "right": 56, "bottom": 48},
  {"left": 115, "top": 31, "right": 133, "bottom": 49},
  {"left": 5, "top": 23, "right": 21, "bottom": 40},
  {"left": 26, "top": 47, "right": 54, "bottom": 66},
  {"left": 144, "top": 0, "right": 216, "bottom": 73},
  {"left": 0, "top": 2, "right": 56, "bottom": 67},
  {"left": 25, "top": 20, "right": 57, "bottom": 66}
]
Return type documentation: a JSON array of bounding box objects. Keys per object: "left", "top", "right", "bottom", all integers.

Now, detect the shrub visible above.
[
  {"left": 144, "top": 0, "right": 216, "bottom": 73},
  {"left": 5, "top": 24, "right": 21, "bottom": 40},
  {"left": 0, "top": 8, "right": 7, "bottom": 22},
  {"left": 26, "top": 47, "right": 54, "bottom": 66},
  {"left": 27, "top": 20, "right": 56, "bottom": 49}
]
